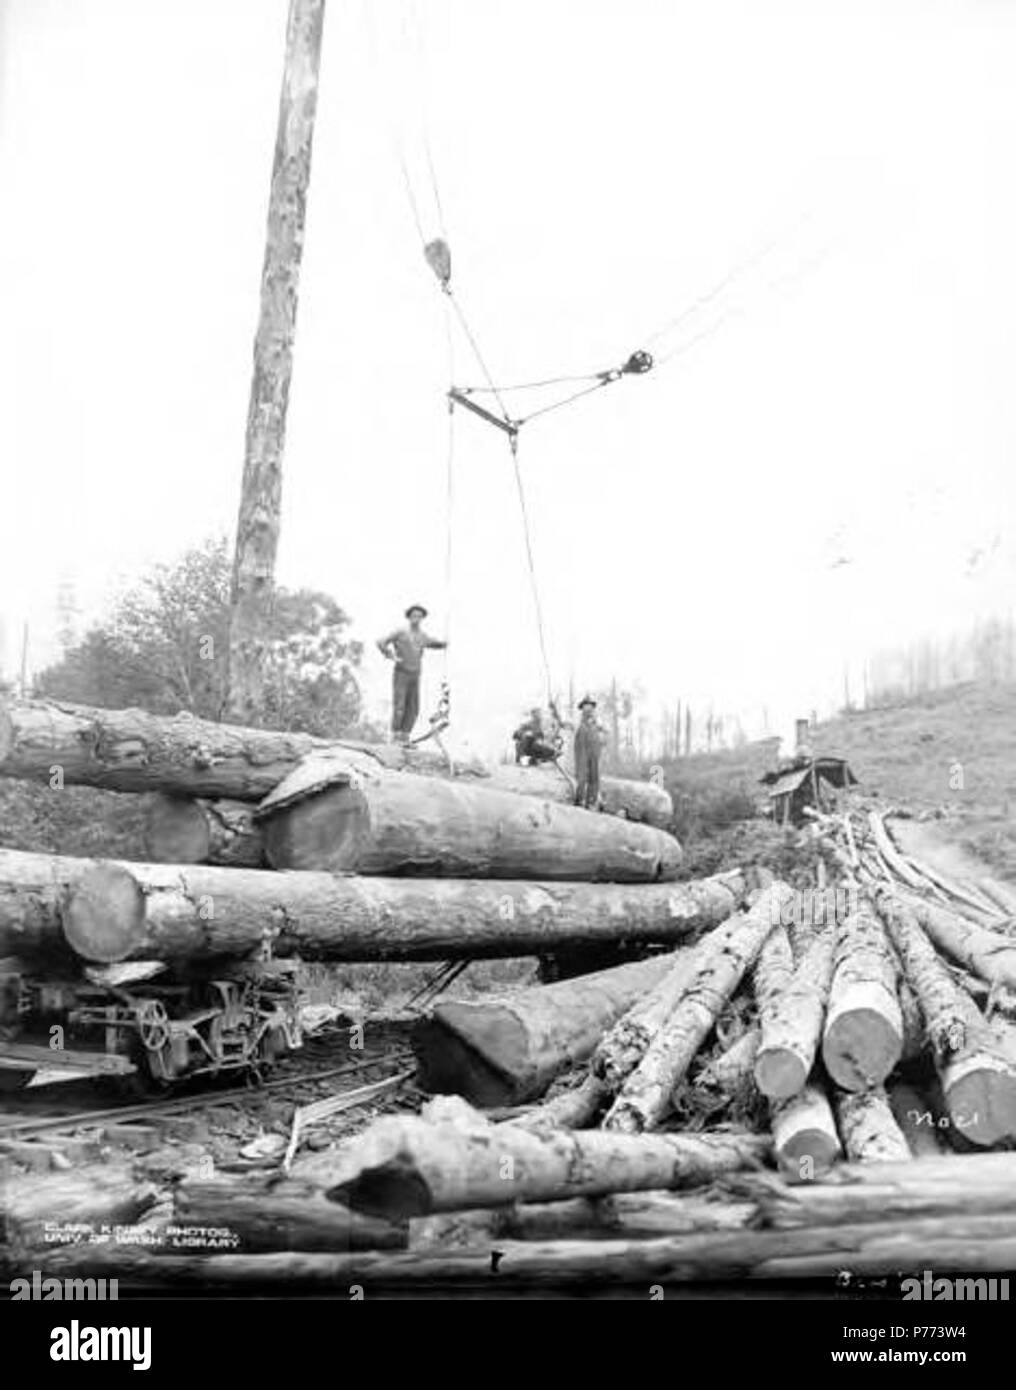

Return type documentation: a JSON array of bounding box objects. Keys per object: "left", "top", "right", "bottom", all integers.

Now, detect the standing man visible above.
[
  {"left": 573, "top": 694, "right": 604, "bottom": 810},
  {"left": 377, "top": 605, "right": 447, "bottom": 743}
]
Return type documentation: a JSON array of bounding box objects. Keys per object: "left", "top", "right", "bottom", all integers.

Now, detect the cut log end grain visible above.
[
  {"left": 62, "top": 864, "right": 146, "bottom": 965},
  {"left": 772, "top": 1085, "right": 841, "bottom": 1179},
  {"left": 940, "top": 1052, "right": 1016, "bottom": 1149},
  {"left": 145, "top": 795, "right": 215, "bottom": 863},
  {"left": 144, "top": 795, "right": 263, "bottom": 868},
  {"left": 753, "top": 1048, "right": 809, "bottom": 1102},
  {"left": 822, "top": 988, "right": 903, "bottom": 1092}
]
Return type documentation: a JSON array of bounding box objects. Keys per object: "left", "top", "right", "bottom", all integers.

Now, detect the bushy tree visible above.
[{"left": 34, "top": 537, "right": 375, "bottom": 738}]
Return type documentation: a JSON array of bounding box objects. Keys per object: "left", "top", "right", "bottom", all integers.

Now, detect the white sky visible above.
[{"left": 2, "top": 0, "right": 1014, "bottom": 758}]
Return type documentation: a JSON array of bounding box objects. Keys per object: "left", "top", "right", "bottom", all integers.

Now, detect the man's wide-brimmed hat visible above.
[
  {"left": 405, "top": 604, "right": 428, "bottom": 619},
  {"left": 578, "top": 694, "right": 597, "bottom": 708}
]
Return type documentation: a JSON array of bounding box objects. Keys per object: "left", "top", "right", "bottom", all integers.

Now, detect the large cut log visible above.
[
  {"left": 603, "top": 883, "right": 795, "bottom": 1133},
  {"left": 482, "top": 762, "right": 672, "bottom": 828},
  {"left": 413, "top": 955, "right": 678, "bottom": 1106},
  {"left": 256, "top": 752, "right": 682, "bottom": 881},
  {"left": 0, "top": 697, "right": 670, "bottom": 823},
  {"left": 174, "top": 1176, "right": 407, "bottom": 1252},
  {"left": 754, "top": 927, "right": 835, "bottom": 1099},
  {"left": 144, "top": 795, "right": 265, "bottom": 867},
  {"left": 771, "top": 1084, "right": 841, "bottom": 1178},
  {"left": 874, "top": 887, "right": 1016, "bottom": 1145},
  {"left": 0, "top": 846, "right": 742, "bottom": 964},
  {"left": 35, "top": 1213, "right": 1016, "bottom": 1286},
  {"left": 822, "top": 900, "right": 902, "bottom": 1091},
  {"left": 833, "top": 1086, "right": 910, "bottom": 1162},
  {"left": 323, "top": 1102, "right": 770, "bottom": 1217}
]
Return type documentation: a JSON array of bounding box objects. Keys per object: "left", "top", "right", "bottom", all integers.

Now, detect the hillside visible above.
[{"left": 665, "top": 681, "right": 1016, "bottom": 880}]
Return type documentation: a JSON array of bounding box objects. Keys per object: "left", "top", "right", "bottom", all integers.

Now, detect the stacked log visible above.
[
  {"left": 0, "top": 697, "right": 673, "bottom": 831},
  {"left": 0, "top": 847, "right": 742, "bottom": 965},
  {"left": 255, "top": 751, "right": 682, "bottom": 880}
]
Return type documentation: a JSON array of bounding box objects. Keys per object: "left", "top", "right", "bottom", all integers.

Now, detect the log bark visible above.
[
  {"left": 822, "top": 901, "right": 902, "bottom": 1091},
  {"left": 909, "top": 894, "right": 1016, "bottom": 992},
  {"left": 874, "top": 889, "right": 969, "bottom": 1061},
  {"left": 0, "top": 847, "right": 742, "bottom": 965},
  {"left": 591, "top": 941, "right": 709, "bottom": 1091},
  {"left": 144, "top": 795, "right": 265, "bottom": 867},
  {"left": 833, "top": 1086, "right": 910, "bottom": 1162},
  {"left": 413, "top": 955, "right": 678, "bottom": 1106},
  {"left": 323, "top": 1106, "right": 770, "bottom": 1217},
  {"left": 0, "top": 697, "right": 668, "bottom": 820},
  {"left": 508, "top": 1072, "right": 609, "bottom": 1131},
  {"left": 603, "top": 884, "right": 795, "bottom": 1133},
  {"left": 174, "top": 1176, "right": 407, "bottom": 1252},
  {"left": 754, "top": 927, "right": 835, "bottom": 1100},
  {"left": 257, "top": 756, "right": 682, "bottom": 881},
  {"left": 226, "top": 0, "right": 326, "bottom": 723},
  {"left": 771, "top": 1084, "right": 841, "bottom": 1178},
  {"left": 35, "top": 1213, "right": 1016, "bottom": 1286}
]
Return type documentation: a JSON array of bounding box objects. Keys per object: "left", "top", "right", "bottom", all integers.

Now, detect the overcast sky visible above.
[{"left": 2, "top": 0, "right": 1014, "bottom": 758}]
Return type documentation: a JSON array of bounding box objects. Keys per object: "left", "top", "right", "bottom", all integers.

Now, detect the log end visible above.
[
  {"left": 412, "top": 1010, "right": 527, "bottom": 1107},
  {"left": 774, "top": 1126, "right": 840, "bottom": 1179},
  {"left": 262, "top": 785, "right": 369, "bottom": 872},
  {"left": 144, "top": 795, "right": 211, "bottom": 864},
  {"left": 754, "top": 1047, "right": 809, "bottom": 1102},
  {"left": 63, "top": 863, "right": 146, "bottom": 964},
  {"left": 942, "top": 1061, "right": 1016, "bottom": 1149},
  {"left": 823, "top": 1010, "right": 902, "bottom": 1092}
]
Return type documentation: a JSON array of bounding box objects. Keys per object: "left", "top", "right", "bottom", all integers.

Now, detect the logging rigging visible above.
[{"left": 380, "top": 0, "right": 822, "bottom": 750}]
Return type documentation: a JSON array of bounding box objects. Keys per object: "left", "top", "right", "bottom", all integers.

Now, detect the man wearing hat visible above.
[
  {"left": 573, "top": 695, "right": 604, "bottom": 810},
  {"left": 377, "top": 605, "right": 448, "bottom": 742}
]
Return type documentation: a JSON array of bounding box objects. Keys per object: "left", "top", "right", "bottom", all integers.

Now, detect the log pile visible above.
[{"left": 7, "top": 690, "right": 1016, "bottom": 1289}]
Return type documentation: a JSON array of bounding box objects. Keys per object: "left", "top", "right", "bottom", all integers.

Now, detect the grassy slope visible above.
[{"left": 665, "top": 680, "right": 1016, "bottom": 879}]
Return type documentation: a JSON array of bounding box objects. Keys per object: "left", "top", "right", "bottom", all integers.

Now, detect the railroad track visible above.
[{"left": 0, "top": 1049, "right": 416, "bottom": 1140}]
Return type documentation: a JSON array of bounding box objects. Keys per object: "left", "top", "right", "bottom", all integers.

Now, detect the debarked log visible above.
[
  {"left": 256, "top": 753, "right": 682, "bottom": 881},
  {"left": 0, "top": 847, "right": 743, "bottom": 965},
  {"left": 413, "top": 955, "right": 678, "bottom": 1106}
]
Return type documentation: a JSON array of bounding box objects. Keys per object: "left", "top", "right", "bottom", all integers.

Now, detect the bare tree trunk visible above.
[{"left": 226, "top": 0, "right": 326, "bottom": 725}]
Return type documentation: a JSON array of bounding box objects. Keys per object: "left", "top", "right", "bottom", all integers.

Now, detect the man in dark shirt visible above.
[
  {"left": 377, "top": 605, "right": 447, "bottom": 742},
  {"left": 573, "top": 694, "right": 605, "bottom": 810}
]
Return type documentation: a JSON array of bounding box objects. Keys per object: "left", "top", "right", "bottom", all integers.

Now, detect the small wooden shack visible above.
[{"left": 760, "top": 756, "right": 858, "bottom": 826}]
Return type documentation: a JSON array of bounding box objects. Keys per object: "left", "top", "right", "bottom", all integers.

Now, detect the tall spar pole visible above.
[{"left": 226, "top": 0, "right": 326, "bottom": 725}]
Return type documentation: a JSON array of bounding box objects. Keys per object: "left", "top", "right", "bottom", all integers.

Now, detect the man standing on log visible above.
[
  {"left": 377, "top": 605, "right": 447, "bottom": 743},
  {"left": 573, "top": 695, "right": 605, "bottom": 810}
]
